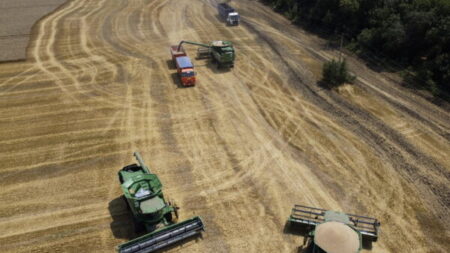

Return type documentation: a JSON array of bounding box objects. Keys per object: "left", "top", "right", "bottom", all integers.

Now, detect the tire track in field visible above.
[{"left": 1, "top": 0, "right": 449, "bottom": 252}]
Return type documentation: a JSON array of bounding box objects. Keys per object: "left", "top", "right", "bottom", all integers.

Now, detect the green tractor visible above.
[
  {"left": 287, "top": 204, "right": 380, "bottom": 253},
  {"left": 176, "top": 40, "right": 235, "bottom": 68},
  {"left": 116, "top": 152, "right": 204, "bottom": 253}
]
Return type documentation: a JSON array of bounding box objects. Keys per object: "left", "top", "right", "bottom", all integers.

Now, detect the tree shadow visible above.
[
  {"left": 316, "top": 80, "right": 329, "bottom": 90},
  {"left": 357, "top": 52, "right": 398, "bottom": 73},
  {"left": 108, "top": 195, "right": 137, "bottom": 240}
]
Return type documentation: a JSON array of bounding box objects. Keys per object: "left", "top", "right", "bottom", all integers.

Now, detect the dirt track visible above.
[{"left": 0, "top": 0, "right": 449, "bottom": 252}]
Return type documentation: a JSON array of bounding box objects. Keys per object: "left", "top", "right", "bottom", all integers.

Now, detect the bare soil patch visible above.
[{"left": 0, "top": 0, "right": 67, "bottom": 61}]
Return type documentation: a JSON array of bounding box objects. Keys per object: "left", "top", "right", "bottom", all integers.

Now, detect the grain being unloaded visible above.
[{"left": 314, "top": 221, "right": 360, "bottom": 253}]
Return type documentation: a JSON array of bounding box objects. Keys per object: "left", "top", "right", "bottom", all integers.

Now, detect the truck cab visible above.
[
  {"left": 218, "top": 3, "right": 240, "bottom": 26},
  {"left": 176, "top": 56, "right": 196, "bottom": 86},
  {"left": 170, "top": 45, "right": 196, "bottom": 87},
  {"left": 227, "top": 12, "right": 240, "bottom": 26}
]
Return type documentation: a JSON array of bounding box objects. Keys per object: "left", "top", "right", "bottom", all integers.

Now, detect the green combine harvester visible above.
[
  {"left": 116, "top": 152, "right": 204, "bottom": 253},
  {"left": 177, "top": 40, "right": 235, "bottom": 68},
  {"left": 287, "top": 204, "right": 380, "bottom": 253}
]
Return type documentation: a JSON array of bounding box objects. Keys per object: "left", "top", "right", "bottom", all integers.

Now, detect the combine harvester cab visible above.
[
  {"left": 170, "top": 45, "right": 196, "bottom": 87},
  {"left": 116, "top": 152, "right": 204, "bottom": 253},
  {"left": 210, "top": 40, "right": 235, "bottom": 68},
  {"left": 288, "top": 204, "right": 380, "bottom": 253}
]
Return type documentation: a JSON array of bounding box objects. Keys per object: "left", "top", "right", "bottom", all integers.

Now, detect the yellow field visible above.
[{"left": 0, "top": 0, "right": 449, "bottom": 252}]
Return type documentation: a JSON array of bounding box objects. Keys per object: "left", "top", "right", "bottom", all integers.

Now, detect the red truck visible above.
[{"left": 170, "top": 45, "right": 196, "bottom": 87}]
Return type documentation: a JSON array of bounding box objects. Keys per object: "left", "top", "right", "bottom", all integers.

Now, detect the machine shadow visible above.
[
  {"left": 362, "top": 239, "right": 374, "bottom": 250},
  {"left": 283, "top": 220, "right": 310, "bottom": 236},
  {"left": 206, "top": 60, "right": 233, "bottom": 74},
  {"left": 284, "top": 221, "right": 313, "bottom": 253},
  {"left": 166, "top": 59, "right": 175, "bottom": 70},
  {"left": 109, "top": 196, "right": 137, "bottom": 240},
  {"left": 214, "top": 13, "right": 224, "bottom": 23}
]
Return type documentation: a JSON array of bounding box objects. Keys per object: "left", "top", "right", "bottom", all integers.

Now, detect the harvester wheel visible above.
[
  {"left": 133, "top": 216, "right": 145, "bottom": 233},
  {"left": 122, "top": 195, "right": 130, "bottom": 210},
  {"left": 173, "top": 203, "right": 179, "bottom": 220}
]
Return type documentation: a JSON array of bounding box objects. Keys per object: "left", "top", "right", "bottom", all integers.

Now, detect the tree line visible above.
[{"left": 262, "top": 0, "right": 450, "bottom": 98}]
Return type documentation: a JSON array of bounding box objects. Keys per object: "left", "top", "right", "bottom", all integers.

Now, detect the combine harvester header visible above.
[
  {"left": 115, "top": 152, "right": 204, "bottom": 253},
  {"left": 288, "top": 204, "right": 380, "bottom": 253},
  {"left": 117, "top": 217, "right": 204, "bottom": 253}
]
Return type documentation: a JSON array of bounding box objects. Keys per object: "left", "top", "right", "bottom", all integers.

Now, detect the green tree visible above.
[
  {"left": 322, "top": 59, "right": 356, "bottom": 87},
  {"left": 263, "top": 0, "right": 450, "bottom": 97}
]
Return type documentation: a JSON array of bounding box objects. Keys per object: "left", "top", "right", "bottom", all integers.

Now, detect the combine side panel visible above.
[{"left": 117, "top": 216, "right": 204, "bottom": 253}]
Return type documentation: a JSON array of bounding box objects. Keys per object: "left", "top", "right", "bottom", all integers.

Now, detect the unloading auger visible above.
[{"left": 115, "top": 152, "right": 204, "bottom": 253}]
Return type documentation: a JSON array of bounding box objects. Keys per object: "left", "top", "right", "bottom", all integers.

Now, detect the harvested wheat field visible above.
[{"left": 0, "top": 0, "right": 449, "bottom": 252}]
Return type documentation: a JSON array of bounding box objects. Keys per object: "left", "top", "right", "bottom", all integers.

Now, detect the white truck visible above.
[{"left": 218, "top": 3, "right": 240, "bottom": 26}]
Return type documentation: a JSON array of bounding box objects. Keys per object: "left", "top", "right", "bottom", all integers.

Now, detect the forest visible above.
[{"left": 262, "top": 0, "right": 450, "bottom": 98}]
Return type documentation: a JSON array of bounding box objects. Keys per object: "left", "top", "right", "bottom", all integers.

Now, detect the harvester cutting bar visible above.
[
  {"left": 117, "top": 216, "right": 204, "bottom": 253},
  {"left": 290, "top": 204, "right": 380, "bottom": 242},
  {"left": 289, "top": 204, "right": 327, "bottom": 226},
  {"left": 346, "top": 213, "right": 380, "bottom": 241}
]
